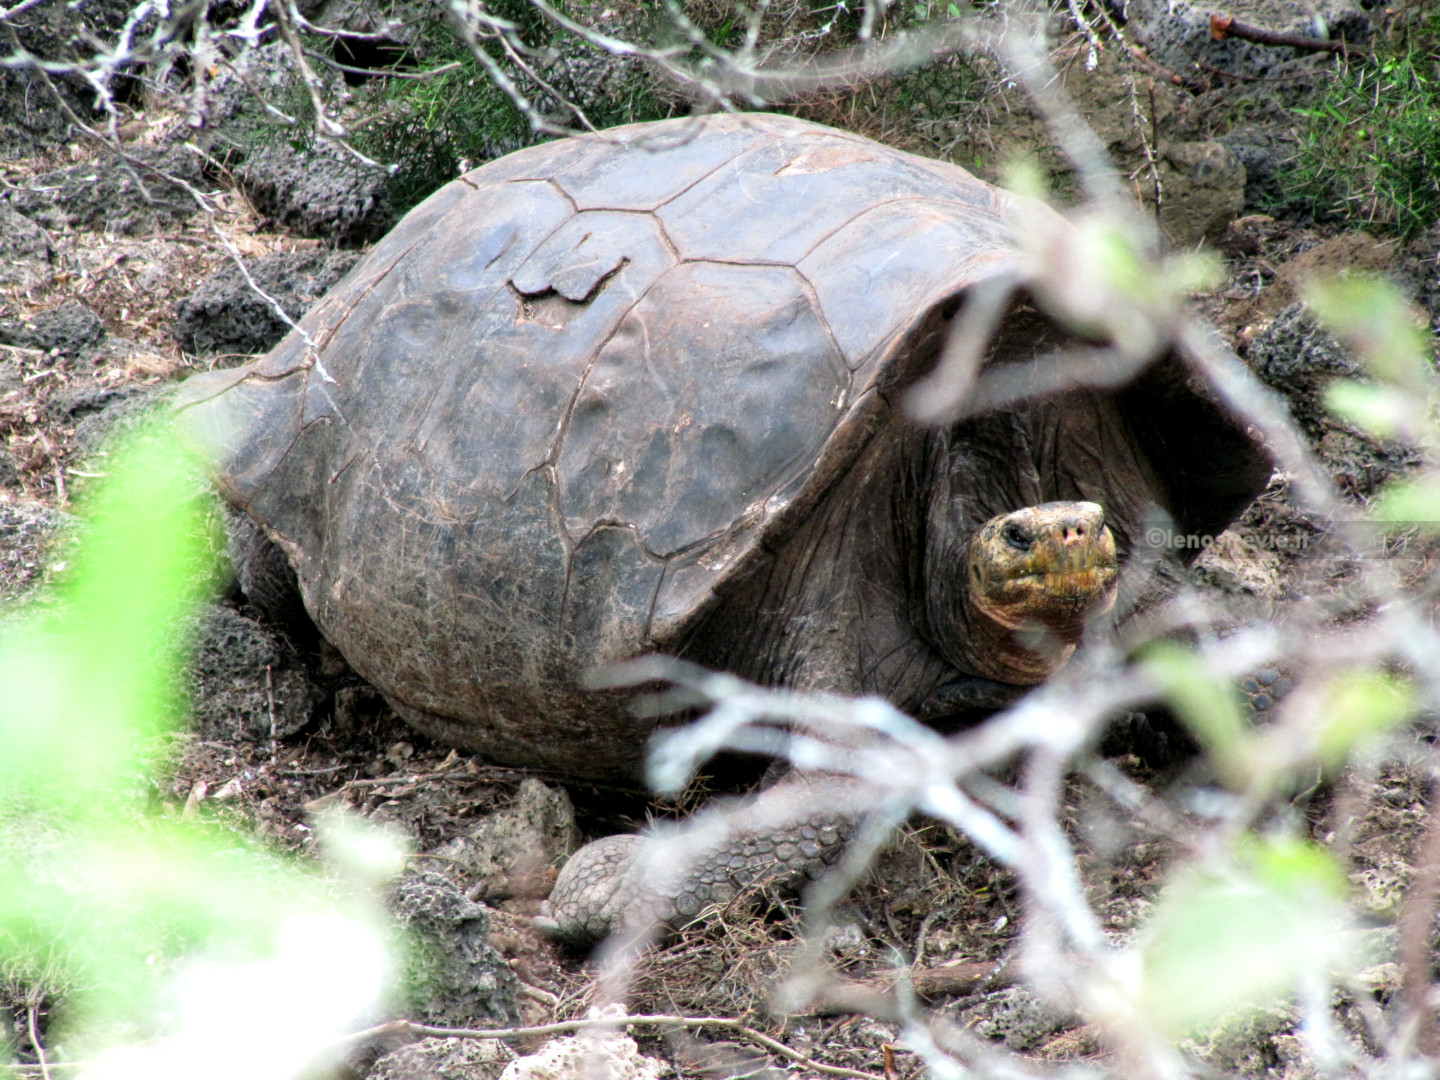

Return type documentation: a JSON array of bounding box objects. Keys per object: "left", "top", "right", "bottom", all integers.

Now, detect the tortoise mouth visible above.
[{"left": 1005, "top": 565, "right": 1118, "bottom": 599}]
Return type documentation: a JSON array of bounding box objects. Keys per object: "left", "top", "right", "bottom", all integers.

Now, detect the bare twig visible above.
[
  {"left": 446, "top": 0, "right": 574, "bottom": 137},
  {"left": 268, "top": 0, "right": 346, "bottom": 139},
  {"left": 986, "top": 13, "right": 1129, "bottom": 212},
  {"left": 27, "top": 1001, "right": 51, "bottom": 1080},
  {"left": 0, "top": 0, "right": 52, "bottom": 21},
  {"left": 489, "top": 23, "right": 601, "bottom": 134},
  {"left": 1126, "top": 43, "right": 1207, "bottom": 92},
  {"left": 303, "top": 50, "right": 464, "bottom": 81},
  {"left": 1177, "top": 320, "right": 1342, "bottom": 518},
  {"left": 1208, "top": 13, "right": 1364, "bottom": 56}
]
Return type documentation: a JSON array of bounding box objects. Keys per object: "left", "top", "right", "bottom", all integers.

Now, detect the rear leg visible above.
[{"left": 223, "top": 508, "right": 320, "bottom": 653}]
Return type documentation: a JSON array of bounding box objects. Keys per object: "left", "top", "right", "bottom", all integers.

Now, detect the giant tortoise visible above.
[{"left": 175, "top": 113, "right": 1269, "bottom": 937}]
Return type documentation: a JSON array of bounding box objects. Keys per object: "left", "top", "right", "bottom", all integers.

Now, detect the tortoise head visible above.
[{"left": 964, "top": 501, "right": 1118, "bottom": 684}]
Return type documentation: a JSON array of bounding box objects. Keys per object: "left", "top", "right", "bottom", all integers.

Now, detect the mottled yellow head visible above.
[{"left": 965, "top": 501, "right": 1119, "bottom": 683}]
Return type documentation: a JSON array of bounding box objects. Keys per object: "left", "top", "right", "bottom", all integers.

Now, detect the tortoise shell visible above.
[{"left": 176, "top": 113, "right": 1266, "bottom": 779}]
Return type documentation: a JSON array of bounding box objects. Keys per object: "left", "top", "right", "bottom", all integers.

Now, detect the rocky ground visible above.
[{"left": 1, "top": 0, "right": 1439, "bottom": 1076}]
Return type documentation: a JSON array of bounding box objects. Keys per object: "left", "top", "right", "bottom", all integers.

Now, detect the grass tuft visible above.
[{"left": 1276, "top": 28, "right": 1440, "bottom": 237}]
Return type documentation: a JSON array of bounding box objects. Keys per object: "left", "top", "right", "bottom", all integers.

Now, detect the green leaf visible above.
[
  {"left": 1312, "top": 671, "right": 1413, "bottom": 768},
  {"left": 1324, "top": 379, "right": 1413, "bottom": 439},
  {"left": 0, "top": 423, "right": 399, "bottom": 1064},
  {"left": 1304, "top": 275, "right": 1434, "bottom": 392},
  {"left": 1243, "top": 834, "right": 1348, "bottom": 897},
  {"left": 1137, "top": 838, "right": 1352, "bottom": 1035},
  {"left": 1140, "top": 643, "right": 1252, "bottom": 786},
  {"left": 1001, "top": 155, "right": 1047, "bottom": 201},
  {"left": 1374, "top": 471, "right": 1440, "bottom": 532},
  {"left": 0, "top": 427, "right": 220, "bottom": 811}
]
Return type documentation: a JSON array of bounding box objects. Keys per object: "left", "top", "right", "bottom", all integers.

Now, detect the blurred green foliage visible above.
[
  {"left": 1133, "top": 270, "right": 1434, "bottom": 1035},
  {"left": 1138, "top": 836, "right": 1351, "bottom": 1036},
  {"left": 0, "top": 427, "right": 394, "bottom": 1069},
  {"left": 1143, "top": 636, "right": 1414, "bottom": 794},
  {"left": 1140, "top": 642, "right": 1252, "bottom": 786},
  {"left": 1308, "top": 273, "right": 1440, "bottom": 527},
  {"left": 0, "top": 433, "right": 219, "bottom": 810}
]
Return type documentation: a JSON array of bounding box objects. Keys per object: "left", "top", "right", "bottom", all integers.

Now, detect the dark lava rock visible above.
[
  {"left": 0, "top": 299, "right": 106, "bottom": 358},
  {"left": 0, "top": 0, "right": 140, "bottom": 159},
  {"left": 387, "top": 872, "right": 520, "bottom": 1029},
  {"left": 5, "top": 146, "right": 205, "bottom": 236},
  {"left": 427, "top": 777, "right": 579, "bottom": 902},
  {"left": 0, "top": 501, "right": 73, "bottom": 603},
  {"left": 1220, "top": 125, "right": 1299, "bottom": 214},
  {"left": 1123, "top": 0, "right": 1369, "bottom": 80},
  {"left": 369, "top": 1037, "right": 514, "bottom": 1080},
  {"left": 187, "top": 604, "right": 326, "bottom": 741},
  {"left": 48, "top": 380, "right": 145, "bottom": 427},
  {"left": 187, "top": 41, "right": 338, "bottom": 148},
  {"left": 1249, "top": 302, "right": 1367, "bottom": 435},
  {"left": 0, "top": 204, "right": 55, "bottom": 289},
  {"left": 175, "top": 247, "right": 364, "bottom": 357},
  {"left": 237, "top": 139, "right": 395, "bottom": 245},
  {"left": 0, "top": 70, "right": 88, "bottom": 162},
  {"left": 954, "top": 986, "right": 1074, "bottom": 1052},
  {"left": 1248, "top": 302, "right": 1420, "bottom": 494},
  {"left": 183, "top": 39, "right": 391, "bottom": 247}
]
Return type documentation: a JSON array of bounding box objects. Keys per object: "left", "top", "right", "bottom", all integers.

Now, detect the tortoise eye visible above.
[{"left": 1002, "top": 524, "right": 1032, "bottom": 551}]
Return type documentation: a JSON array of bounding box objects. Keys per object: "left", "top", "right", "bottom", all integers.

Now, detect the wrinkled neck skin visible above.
[
  {"left": 681, "top": 387, "right": 1159, "bottom": 717},
  {"left": 955, "top": 586, "right": 1079, "bottom": 685}
]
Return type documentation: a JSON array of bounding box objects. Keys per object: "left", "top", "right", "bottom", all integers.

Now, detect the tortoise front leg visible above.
[{"left": 536, "top": 774, "right": 873, "bottom": 946}]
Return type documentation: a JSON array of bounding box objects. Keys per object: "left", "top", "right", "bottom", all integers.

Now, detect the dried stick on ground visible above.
[{"left": 1208, "top": 13, "right": 1364, "bottom": 56}]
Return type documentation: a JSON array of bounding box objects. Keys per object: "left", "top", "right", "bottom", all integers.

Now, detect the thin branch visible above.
[
  {"left": 1208, "top": 13, "right": 1364, "bottom": 56},
  {"left": 986, "top": 12, "right": 1128, "bottom": 212},
  {"left": 1126, "top": 42, "right": 1207, "bottom": 92},
  {"left": 268, "top": 0, "right": 346, "bottom": 138},
  {"left": 33, "top": 429, "right": 66, "bottom": 506},
  {"left": 27, "top": 1002, "right": 51, "bottom": 1080},
  {"left": 1176, "top": 319, "right": 1342, "bottom": 519},
  {"left": 302, "top": 50, "right": 464, "bottom": 81},
  {"left": 489, "top": 23, "right": 601, "bottom": 134},
  {"left": 0, "top": 0, "right": 51, "bottom": 21},
  {"left": 214, "top": 53, "right": 301, "bottom": 126},
  {"left": 292, "top": 11, "right": 422, "bottom": 41},
  {"left": 446, "top": 0, "right": 569, "bottom": 137}
]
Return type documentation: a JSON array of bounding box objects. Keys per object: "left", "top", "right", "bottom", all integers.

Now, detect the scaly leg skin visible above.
[{"left": 536, "top": 775, "right": 873, "bottom": 946}]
